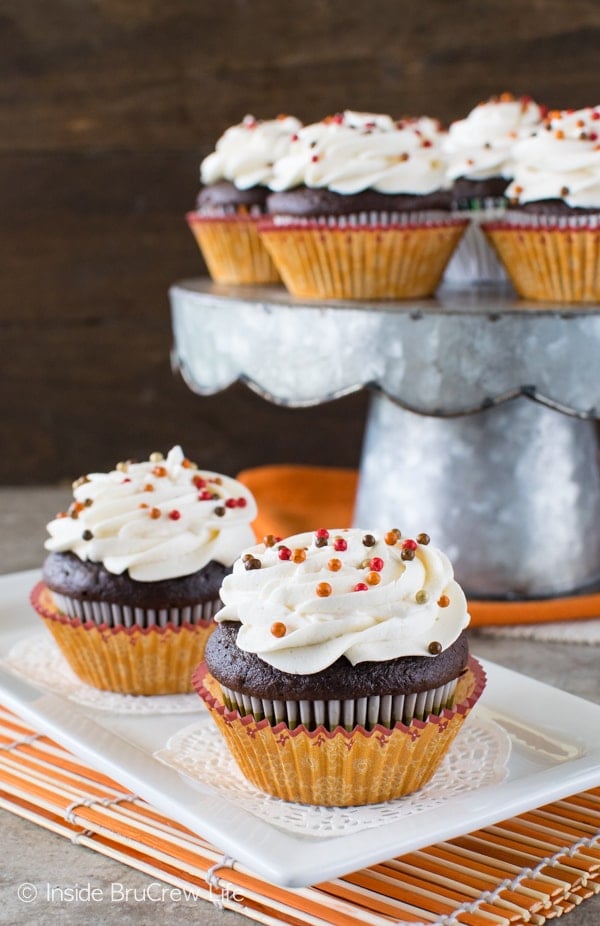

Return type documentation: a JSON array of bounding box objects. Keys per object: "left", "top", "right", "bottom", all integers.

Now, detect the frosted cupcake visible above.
[
  {"left": 194, "top": 527, "right": 485, "bottom": 806},
  {"left": 187, "top": 114, "right": 302, "bottom": 284},
  {"left": 483, "top": 106, "right": 600, "bottom": 302},
  {"left": 259, "top": 111, "right": 467, "bottom": 300},
  {"left": 443, "top": 93, "right": 545, "bottom": 283},
  {"left": 31, "top": 446, "right": 257, "bottom": 695}
]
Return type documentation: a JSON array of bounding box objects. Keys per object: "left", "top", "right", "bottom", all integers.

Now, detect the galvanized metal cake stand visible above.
[{"left": 169, "top": 278, "right": 600, "bottom": 601}]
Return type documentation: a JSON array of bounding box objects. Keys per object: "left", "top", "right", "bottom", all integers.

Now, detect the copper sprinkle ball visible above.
[
  {"left": 428, "top": 641, "right": 443, "bottom": 655},
  {"left": 328, "top": 558, "right": 342, "bottom": 571},
  {"left": 270, "top": 621, "right": 287, "bottom": 638},
  {"left": 362, "top": 534, "right": 377, "bottom": 547},
  {"left": 438, "top": 594, "right": 450, "bottom": 608},
  {"left": 416, "top": 532, "right": 430, "bottom": 545},
  {"left": 316, "top": 582, "right": 332, "bottom": 597},
  {"left": 291, "top": 548, "right": 307, "bottom": 563},
  {"left": 244, "top": 556, "right": 262, "bottom": 570}
]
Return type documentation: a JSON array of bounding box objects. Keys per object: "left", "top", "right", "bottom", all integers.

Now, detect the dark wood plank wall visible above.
[{"left": 2, "top": 0, "right": 598, "bottom": 484}]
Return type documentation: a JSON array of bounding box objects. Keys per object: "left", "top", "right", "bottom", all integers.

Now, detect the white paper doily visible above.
[
  {"left": 1, "top": 633, "right": 202, "bottom": 714},
  {"left": 154, "top": 714, "right": 511, "bottom": 838},
  {"left": 479, "top": 618, "right": 600, "bottom": 645}
]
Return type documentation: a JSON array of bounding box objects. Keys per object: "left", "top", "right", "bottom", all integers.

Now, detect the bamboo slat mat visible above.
[{"left": 0, "top": 704, "right": 598, "bottom": 926}]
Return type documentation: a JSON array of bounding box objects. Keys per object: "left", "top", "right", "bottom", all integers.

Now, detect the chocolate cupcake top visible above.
[
  {"left": 199, "top": 114, "right": 302, "bottom": 192},
  {"left": 268, "top": 111, "right": 449, "bottom": 197},
  {"left": 44, "top": 446, "right": 257, "bottom": 582},
  {"left": 215, "top": 528, "right": 470, "bottom": 675},
  {"left": 443, "top": 93, "right": 544, "bottom": 184},
  {"left": 505, "top": 105, "right": 600, "bottom": 211}
]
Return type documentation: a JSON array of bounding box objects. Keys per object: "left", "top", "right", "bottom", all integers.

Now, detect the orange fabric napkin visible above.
[{"left": 237, "top": 464, "right": 600, "bottom": 627}]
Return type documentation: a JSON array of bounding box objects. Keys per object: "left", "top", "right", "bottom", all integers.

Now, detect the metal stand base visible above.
[{"left": 354, "top": 395, "right": 600, "bottom": 599}]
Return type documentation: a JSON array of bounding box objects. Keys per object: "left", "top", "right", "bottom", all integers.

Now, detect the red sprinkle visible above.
[
  {"left": 369, "top": 556, "right": 384, "bottom": 572},
  {"left": 402, "top": 539, "right": 418, "bottom": 551},
  {"left": 168, "top": 510, "right": 181, "bottom": 520},
  {"left": 353, "top": 582, "right": 369, "bottom": 592},
  {"left": 315, "top": 529, "right": 330, "bottom": 539},
  {"left": 192, "top": 475, "right": 207, "bottom": 489},
  {"left": 333, "top": 537, "right": 348, "bottom": 552},
  {"left": 278, "top": 546, "right": 292, "bottom": 561}
]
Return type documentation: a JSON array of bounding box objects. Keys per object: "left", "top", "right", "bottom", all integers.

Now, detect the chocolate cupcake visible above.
[
  {"left": 258, "top": 111, "right": 467, "bottom": 300},
  {"left": 187, "top": 114, "right": 302, "bottom": 284},
  {"left": 442, "top": 93, "right": 545, "bottom": 284},
  {"left": 31, "top": 446, "right": 257, "bottom": 695},
  {"left": 194, "top": 527, "right": 485, "bottom": 806},
  {"left": 484, "top": 105, "right": 600, "bottom": 302}
]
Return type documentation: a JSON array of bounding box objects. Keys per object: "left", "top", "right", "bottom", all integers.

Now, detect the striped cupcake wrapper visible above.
[
  {"left": 51, "top": 593, "right": 221, "bottom": 630},
  {"left": 220, "top": 678, "right": 459, "bottom": 732}
]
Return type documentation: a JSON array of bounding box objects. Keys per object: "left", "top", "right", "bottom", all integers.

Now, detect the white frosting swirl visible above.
[
  {"left": 44, "top": 447, "right": 257, "bottom": 582},
  {"left": 444, "top": 94, "right": 544, "bottom": 182},
  {"left": 216, "top": 528, "right": 470, "bottom": 674},
  {"left": 505, "top": 106, "right": 600, "bottom": 208},
  {"left": 268, "top": 110, "right": 448, "bottom": 195},
  {"left": 200, "top": 114, "right": 303, "bottom": 190}
]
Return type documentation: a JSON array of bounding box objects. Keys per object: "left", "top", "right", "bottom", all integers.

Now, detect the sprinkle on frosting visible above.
[
  {"left": 216, "top": 528, "right": 470, "bottom": 674},
  {"left": 44, "top": 446, "right": 257, "bottom": 582}
]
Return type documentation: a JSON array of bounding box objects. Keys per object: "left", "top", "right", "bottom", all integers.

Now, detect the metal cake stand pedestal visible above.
[{"left": 169, "top": 278, "right": 600, "bottom": 600}]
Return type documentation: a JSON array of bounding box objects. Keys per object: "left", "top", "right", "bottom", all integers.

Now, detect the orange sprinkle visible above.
[
  {"left": 152, "top": 466, "right": 167, "bottom": 477},
  {"left": 438, "top": 595, "right": 450, "bottom": 608},
  {"left": 385, "top": 529, "right": 401, "bottom": 545},
  {"left": 270, "top": 621, "right": 287, "bottom": 638},
  {"left": 328, "top": 558, "right": 343, "bottom": 572},
  {"left": 150, "top": 507, "right": 161, "bottom": 519},
  {"left": 366, "top": 571, "right": 381, "bottom": 586},
  {"left": 291, "top": 548, "right": 307, "bottom": 564},
  {"left": 316, "top": 582, "right": 332, "bottom": 597}
]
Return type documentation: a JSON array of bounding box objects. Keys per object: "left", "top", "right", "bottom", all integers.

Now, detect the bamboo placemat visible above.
[{"left": 0, "top": 704, "right": 598, "bottom": 926}]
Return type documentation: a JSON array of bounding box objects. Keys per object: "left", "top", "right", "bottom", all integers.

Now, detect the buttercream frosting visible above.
[
  {"left": 44, "top": 447, "right": 257, "bottom": 582},
  {"left": 444, "top": 94, "right": 545, "bottom": 182},
  {"left": 200, "top": 114, "right": 303, "bottom": 190},
  {"left": 505, "top": 106, "right": 600, "bottom": 208},
  {"left": 216, "top": 528, "right": 470, "bottom": 674},
  {"left": 268, "top": 110, "right": 448, "bottom": 195}
]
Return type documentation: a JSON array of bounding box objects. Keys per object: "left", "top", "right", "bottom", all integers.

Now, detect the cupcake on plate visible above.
[
  {"left": 31, "top": 446, "right": 257, "bottom": 695},
  {"left": 259, "top": 111, "right": 467, "bottom": 300},
  {"left": 442, "top": 92, "right": 545, "bottom": 284},
  {"left": 193, "top": 527, "right": 485, "bottom": 806},
  {"left": 483, "top": 105, "right": 600, "bottom": 303},
  {"left": 187, "top": 114, "right": 302, "bottom": 284}
]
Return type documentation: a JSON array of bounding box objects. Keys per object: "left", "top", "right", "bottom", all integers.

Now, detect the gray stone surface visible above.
[{"left": 0, "top": 487, "right": 599, "bottom": 925}]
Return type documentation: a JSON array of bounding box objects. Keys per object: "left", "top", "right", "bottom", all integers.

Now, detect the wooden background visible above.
[{"left": 2, "top": 0, "right": 599, "bottom": 484}]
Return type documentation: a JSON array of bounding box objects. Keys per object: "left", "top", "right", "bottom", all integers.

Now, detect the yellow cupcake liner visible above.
[
  {"left": 193, "top": 657, "right": 486, "bottom": 806},
  {"left": 31, "top": 583, "right": 215, "bottom": 696},
  {"left": 483, "top": 221, "right": 600, "bottom": 303},
  {"left": 258, "top": 218, "right": 467, "bottom": 299},
  {"left": 186, "top": 211, "right": 280, "bottom": 285}
]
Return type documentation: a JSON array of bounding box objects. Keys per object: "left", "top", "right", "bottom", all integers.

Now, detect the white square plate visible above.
[{"left": 1, "top": 569, "right": 600, "bottom": 888}]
